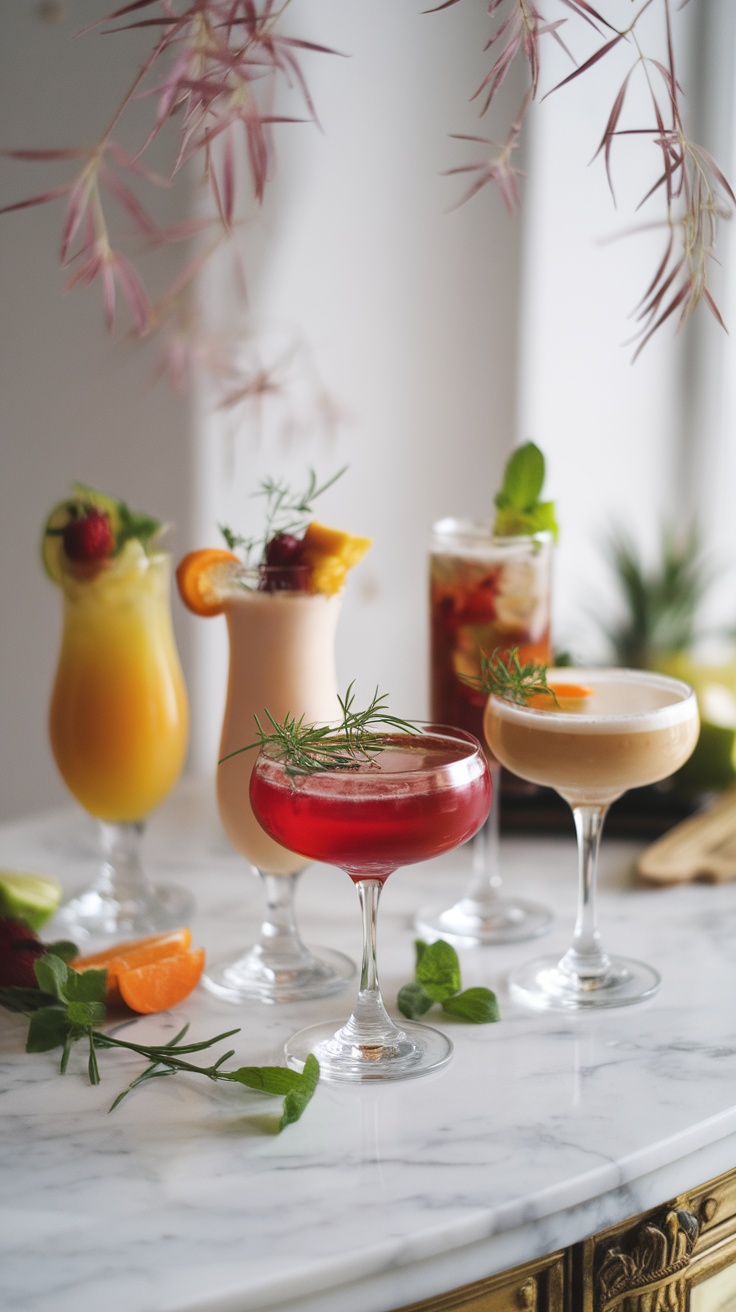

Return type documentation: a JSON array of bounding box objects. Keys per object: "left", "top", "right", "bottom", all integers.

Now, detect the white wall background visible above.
[{"left": 1, "top": 1, "right": 733, "bottom": 821}]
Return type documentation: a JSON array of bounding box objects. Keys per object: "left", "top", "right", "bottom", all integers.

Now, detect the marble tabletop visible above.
[{"left": 3, "top": 777, "right": 736, "bottom": 1312}]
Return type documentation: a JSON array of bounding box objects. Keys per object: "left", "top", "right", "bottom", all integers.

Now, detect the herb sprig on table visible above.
[
  {"left": 221, "top": 683, "right": 419, "bottom": 776},
  {"left": 0, "top": 950, "right": 318, "bottom": 1132},
  {"left": 398, "top": 940, "right": 500, "bottom": 1025}
]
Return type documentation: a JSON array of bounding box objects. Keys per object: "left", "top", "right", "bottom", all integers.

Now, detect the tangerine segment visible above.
[
  {"left": 301, "top": 522, "right": 372, "bottom": 596},
  {"left": 528, "top": 682, "right": 594, "bottom": 709},
  {"left": 117, "top": 947, "right": 205, "bottom": 1014},
  {"left": 71, "top": 927, "right": 192, "bottom": 1002},
  {"left": 176, "top": 549, "right": 240, "bottom": 617}
]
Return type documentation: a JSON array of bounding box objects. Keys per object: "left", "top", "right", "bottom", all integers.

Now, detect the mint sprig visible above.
[
  {"left": 0, "top": 954, "right": 318, "bottom": 1132},
  {"left": 397, "top": 940, "right": 500, "bottom": 1025},
  {"left": 493, "top": 441, "right": 558, "bottom": 541}
]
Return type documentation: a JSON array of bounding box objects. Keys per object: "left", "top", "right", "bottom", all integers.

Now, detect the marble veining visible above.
[{"left": 2, "top": 779, "right": 736, "bottom": 1312}]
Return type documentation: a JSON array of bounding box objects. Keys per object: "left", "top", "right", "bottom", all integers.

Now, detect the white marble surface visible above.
[{"left": 3, "top": 778, "right": 736, "bottom": 1312}]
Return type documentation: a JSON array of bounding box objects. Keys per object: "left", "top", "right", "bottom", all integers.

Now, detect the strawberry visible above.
[
  {"left": 62, "top": 507, "right": 115, "bottom": 564},
  {"left": 0, "top": 916, "right": 47, "bottom": 988}
]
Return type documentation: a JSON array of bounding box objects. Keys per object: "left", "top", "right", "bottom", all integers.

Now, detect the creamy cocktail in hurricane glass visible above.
[
  {"left": 484, "top": 664, "right": 699, "bottom": 1009},
  {"left": 417, "top": 443, "right": 557, "bottom": 946},
  {"left": 44, "top": 486, "right": 191, "bottom": 942},
  {"left": 249, "top": 718, "right": 491, "bottom": 1081},
  {"left": 176, "top": 471, "right": 371, "bottom": 1003}
]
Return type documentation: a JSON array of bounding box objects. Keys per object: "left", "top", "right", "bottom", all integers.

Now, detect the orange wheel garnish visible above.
[
  {"left": 117, "top": 947, "right": 206, "bottom": 1014},
  {"left": 71, "top": 927, "right": 192, "bottom": 1003},
  {"left": 528, "top": 682, "right": 594, "bottom": 709},
  {"left": 176, "top": 548, "right": 240, "bottom": 617}
]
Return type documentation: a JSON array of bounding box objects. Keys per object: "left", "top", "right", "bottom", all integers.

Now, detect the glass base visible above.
[
  {"left": 509, "top": 953, "right": 661, "bottom": 1011},
  {"left": 201, "top": 945, "right": 355, "bottom": 1005},
  {"left": 285, "top": 1018, "right": 453, "bottom": 1083},
  {"left": 51, "top": 883, "right": 195, "bottom": 945},
  {"left": 414, "top": 896, "right": 552, "bottom": 946}
]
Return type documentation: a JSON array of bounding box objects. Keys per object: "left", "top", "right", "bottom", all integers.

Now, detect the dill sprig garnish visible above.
[
  {"left": 220, "top": 683, "right": 419, "bottom": 775},
  {"left": 464, "top": 647, "right": 558, "bottom": 706},
  {"left": 219, "top": 466, "right": 347, "bottom": 565}
]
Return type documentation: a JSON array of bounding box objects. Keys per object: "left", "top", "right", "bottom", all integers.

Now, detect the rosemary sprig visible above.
[
  {"left": 463, "top": 647, "right": 557, "bottom": 706},
  {"left": 0, "top": 952, "right": 318, "bottom": 1132},
  {"left": 220, "top": 682, "right": 420, "bottom": 775},
  {"left": 219, "top": 466, "right": 347, "bottom": 565}
]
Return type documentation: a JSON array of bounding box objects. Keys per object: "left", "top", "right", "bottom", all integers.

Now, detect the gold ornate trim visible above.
[{"left": 596, "top": 1207, "right": 699, "bottom": 1310}]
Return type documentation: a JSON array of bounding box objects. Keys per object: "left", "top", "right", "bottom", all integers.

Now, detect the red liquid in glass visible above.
[
  {"left": 430, "top": 534, "right": 552, "bottom": 743},
  {"left": 250, "top": 735, "right": 491, "bottom": 882}
]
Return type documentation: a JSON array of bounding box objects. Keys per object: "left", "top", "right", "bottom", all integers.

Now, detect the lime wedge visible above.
[
  {"left": 41, "top": 499, "right": 77, "bottom": 584},
  {"left": 0, "top": 870, "right": 63, "bottom": 930},
  {"left": 41, "top": 488, "right": 124, "bottom": 584}
]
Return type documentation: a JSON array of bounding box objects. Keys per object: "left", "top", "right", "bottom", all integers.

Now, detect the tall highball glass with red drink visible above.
[
  {"left": 250, "top": 725, "right": 491, "bottom": 1082},
  {"left": 416, "top": 518, "right": 554, "bottom": 945}
]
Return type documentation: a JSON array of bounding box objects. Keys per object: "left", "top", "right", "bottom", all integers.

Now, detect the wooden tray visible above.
[{"left": 637, "top": 788, "right": 736, "bottom": 884}]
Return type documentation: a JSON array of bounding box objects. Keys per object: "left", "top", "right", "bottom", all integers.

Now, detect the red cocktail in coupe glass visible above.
[{"left": 250, "top": 726, "right": 491, "bottom": 1082}]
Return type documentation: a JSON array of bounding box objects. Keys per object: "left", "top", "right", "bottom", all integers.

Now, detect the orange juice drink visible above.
[{"left": 49, "top": 542, "right": 189, "bottom": 823}]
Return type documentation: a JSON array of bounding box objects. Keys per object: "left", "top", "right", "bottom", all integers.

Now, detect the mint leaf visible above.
[
  {"left": 441, "top": 988, "right": 500, "bottom": 1024},
  {"left": 27, "top": 1006, "right": 72, "bottom": 1052},
  {"left": 64, "top": 967, "right": 107, "bottom": 1005},
  {"left": 397, "top": 940, "right": 501, "bottom": 1027},
  {"left": 34, "top": 952, "right": 73, "bottom": 1000},
  {"left": 496, "top": 441, "right": 545, "bottom": 510},
  {"left": 66, "top": 1000, "right": 107, "bottom": 1028},
  {"left": 397, "top": 982, "right": 434, "bottom": 1019},
  {"left": 493, "top": 442, "right": 559, "bottom": 541},
  {"left": 221, "top": 1065, "right": 309, "bottom": 1096},
  {"left": 414, "top": 939, "right": 462, "bottom": 1001},
  {"left": 46, "top": 940, "right": 79, "bottom": 963},
  {"left": 0, "top": 986, "right": 58, "bottom": 1014},
  {"left": 280, "top": 1055, "right": 320, "bottom": 1130}
]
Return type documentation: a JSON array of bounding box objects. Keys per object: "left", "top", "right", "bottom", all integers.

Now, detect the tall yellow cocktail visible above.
[
  {"left": 50, "top": 542, "right": 188, "bottom": 822},
  {"left": 44, "top": 486, "right": 192, "bottom": 942}
]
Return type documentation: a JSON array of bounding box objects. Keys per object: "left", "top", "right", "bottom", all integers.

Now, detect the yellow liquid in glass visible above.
[{"left": 49, "top": 543, "right": 189, "bottom": 823}]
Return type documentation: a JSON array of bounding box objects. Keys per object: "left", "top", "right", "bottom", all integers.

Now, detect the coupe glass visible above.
[
  {"left": 250, "top": 726, "right": 492, "bottom": 1082},
  {"left": 49, "top": 545, "right": 192, "bottom": 942},
  {"left": 485, "top": 669, "right": 700, "bottom": 1010},
  {"left": 415, "top": 517, "right": 553, "bottom": 945},
  {"left": 203, "top": 563, "right": 355, "bottom": 1004}
]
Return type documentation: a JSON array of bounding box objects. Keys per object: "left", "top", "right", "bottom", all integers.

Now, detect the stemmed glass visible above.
[
  {"left": 250, "top": 726, "right": 491, "bottom": 1081},
  {"left": 203, "top": 563, "right": 355, "bottom": 1004},
  {"left": 485, "top": 668, "right": 700, "bottom": 1010},
  {"left": 415, "top": 518, "right": 553, "bottom": 945},
  {"left": 49, "top": 546, "right": 192, "bottom": 942}
]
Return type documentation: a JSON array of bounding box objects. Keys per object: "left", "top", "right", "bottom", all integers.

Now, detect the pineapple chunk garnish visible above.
[{"left": 301, "top": 521, "right": 372, "bottom": 595}]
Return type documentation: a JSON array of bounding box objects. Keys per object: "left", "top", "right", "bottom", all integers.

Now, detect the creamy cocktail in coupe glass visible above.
[
  {"left": 176, "top": 477, "right": 372, "bottom": 1003},
  {"left": 417, "top": 442, "right": 557, "bottom": 945},
  {"left": 484, "top": 666, "right": 699, "bottom": 1009},
  {"left": 44, "top": 487, "right": 192, "bottom": 942},
  {"left": 250, "top": 721, "right": 491, "bottom": 1081}
]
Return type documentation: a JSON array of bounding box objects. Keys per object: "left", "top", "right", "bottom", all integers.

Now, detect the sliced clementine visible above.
[
  {"left": 71, "top": 927, "right": 192, "bottom": 1003},
  {"left": 117, "top": 946, "right": 206, "bottom": 1014},
  {"left": 176, "top": 548, "right": 240, "bottom": 617},
  {"left": 528, "top": 681, "right": 594, "bottom": 709},
  {"left": 300, "top": 521, "right": 372, "bottom": 596}
]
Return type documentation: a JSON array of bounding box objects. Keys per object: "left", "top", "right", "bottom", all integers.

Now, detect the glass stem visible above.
[
  {"left": 94, "top": 821, "right": 148, "bottom": 904},
  {"left": 257, "top": 873, "right": 311, "bottom": 965},
  {"left": 559, "top": 805, "right": 612, "bottom": 980},
  {"left": 339, "top": 878, "right": 402, "bottom": 1048},
  {"left": 465, "top": 760, "right": 502, "bottom": 906}
]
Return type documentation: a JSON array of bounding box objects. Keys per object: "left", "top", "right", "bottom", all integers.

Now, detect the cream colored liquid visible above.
[
  {"left": 216, "top": 587, "right": 342, "bottom": 874},
  {"left": 485, "top": 669, "right": 699, "bottom": 806}
]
